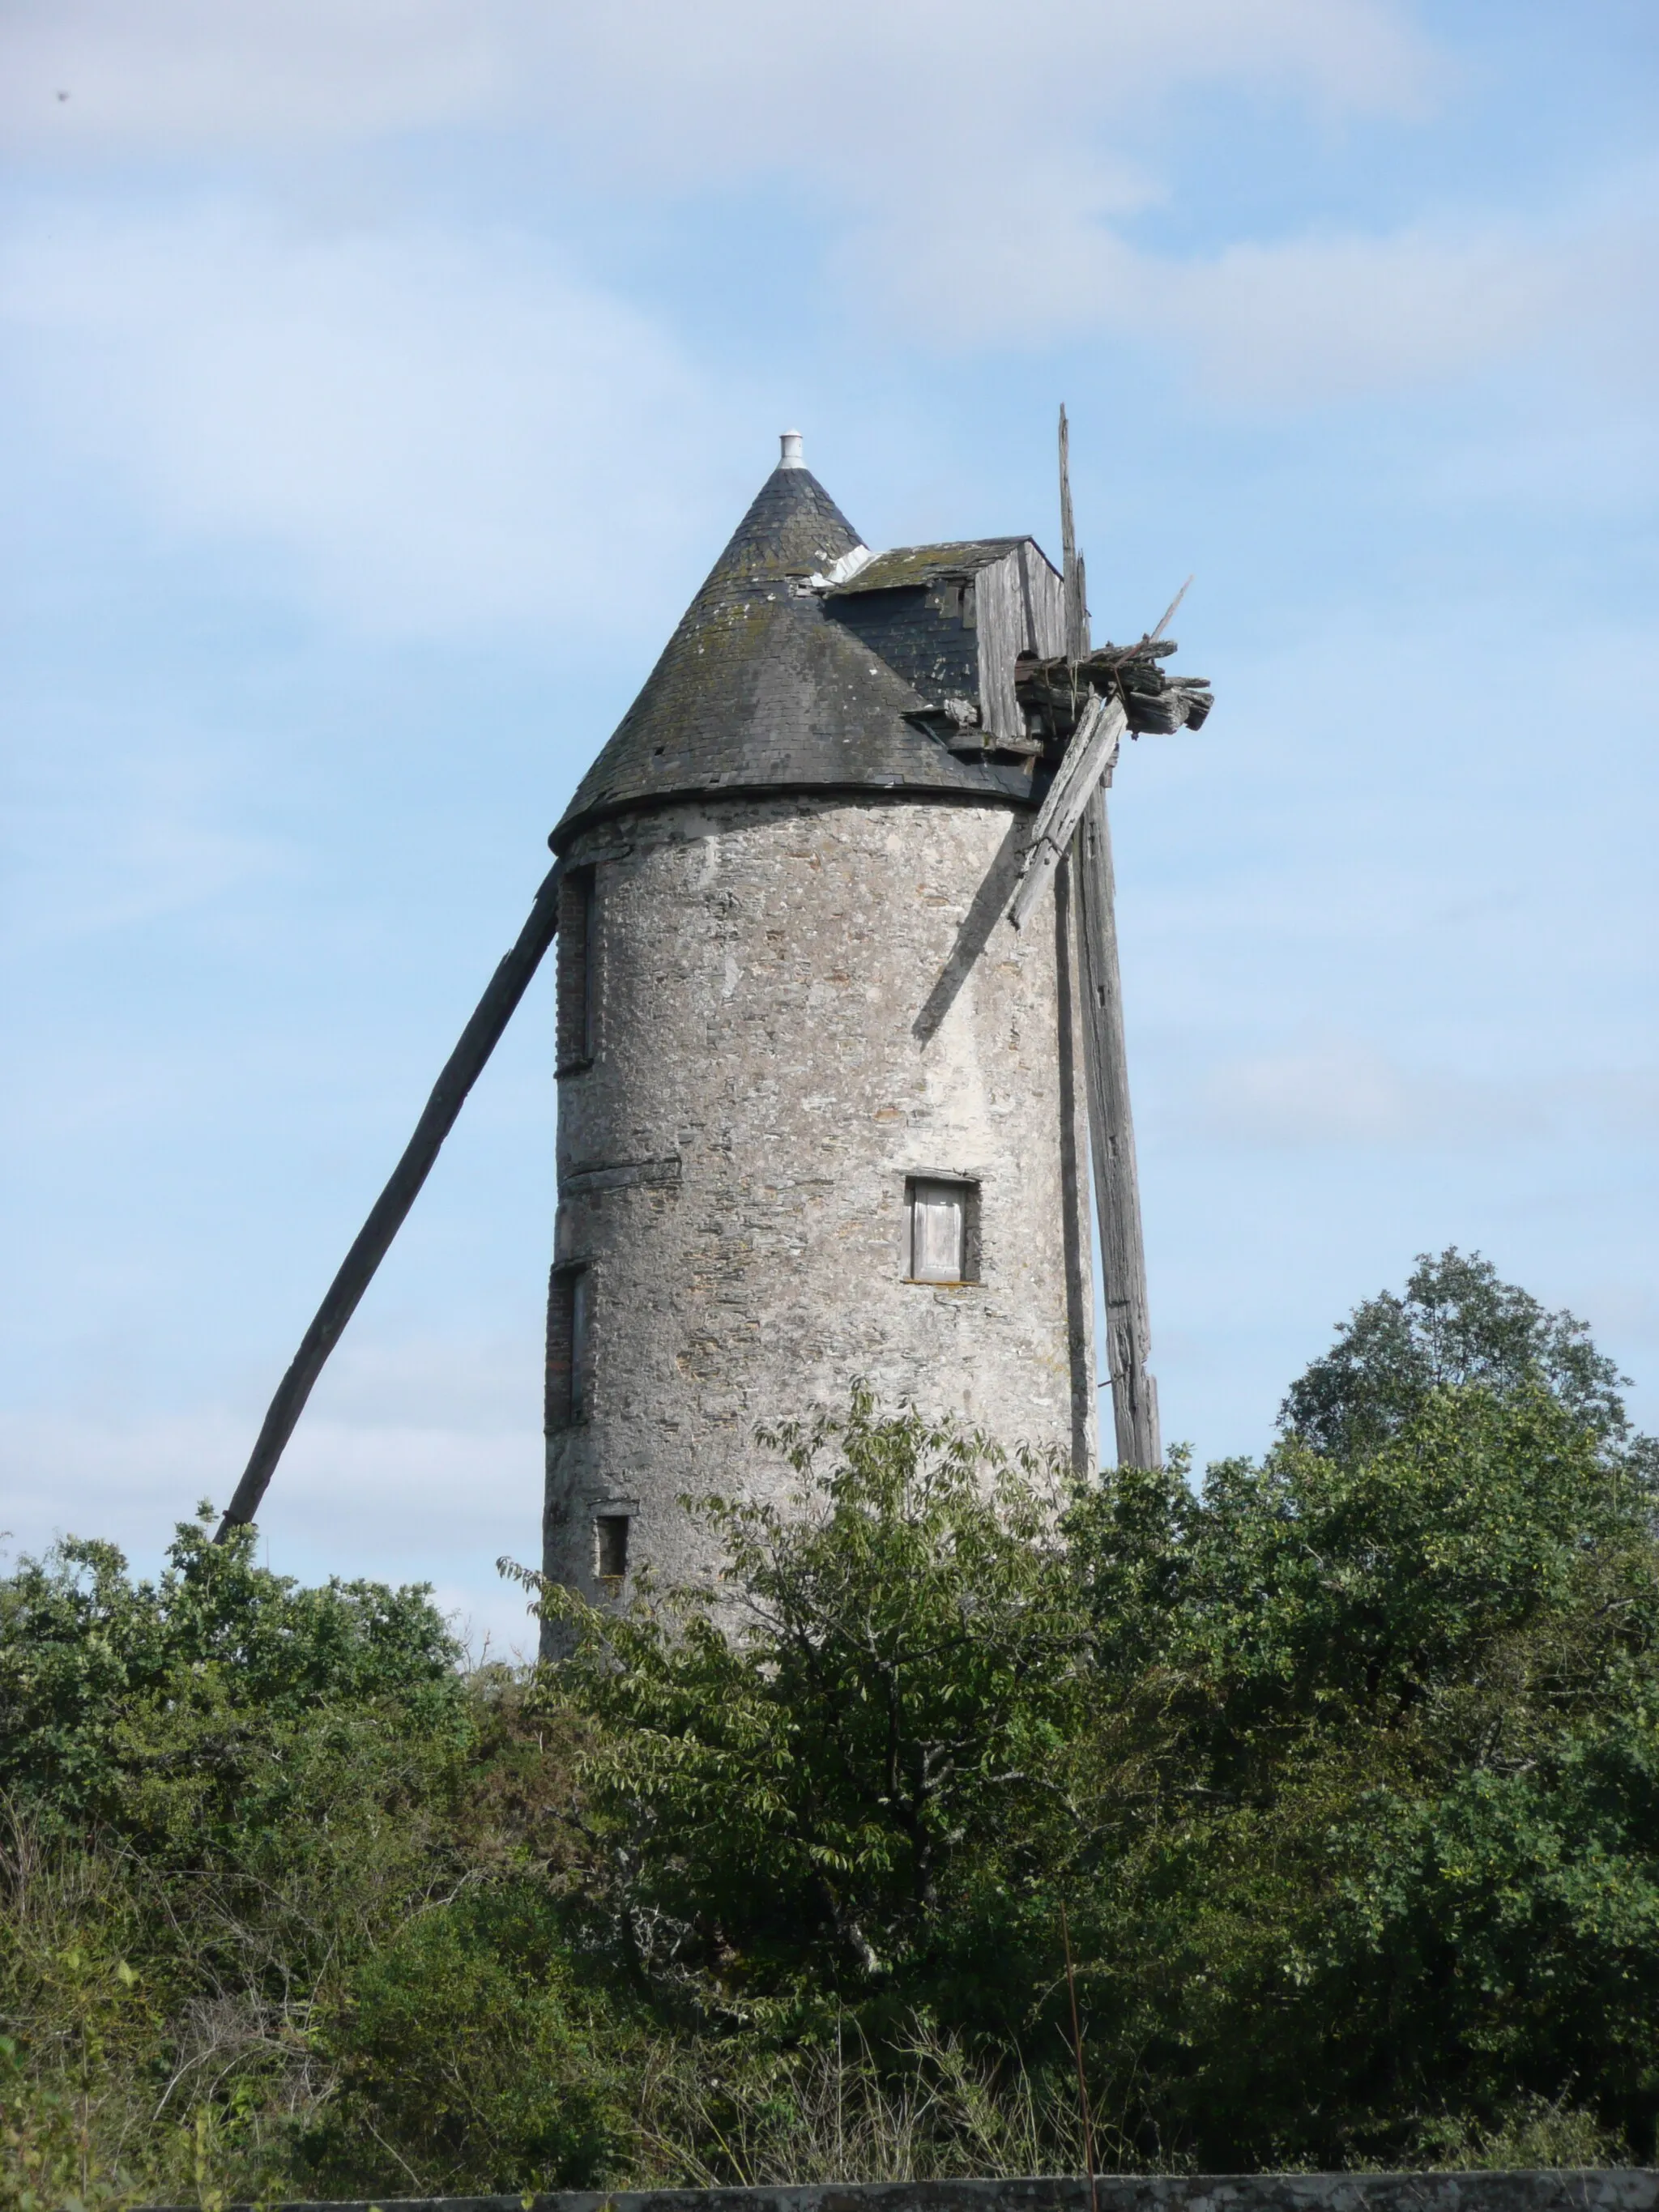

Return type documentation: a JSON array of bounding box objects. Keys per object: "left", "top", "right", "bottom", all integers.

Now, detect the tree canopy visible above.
[
  {"left": 1281, "top": 1247, "right": 1649, "bottom": 1466},
  {"left": 3, "top": 1253, "right": 1657, "bottom": 2202}
]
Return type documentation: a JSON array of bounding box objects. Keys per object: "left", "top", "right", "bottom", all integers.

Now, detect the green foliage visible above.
[
  {"left": 1281, "top": 1246, "right": 1653, "bottom": 1468},
  {"left": 0, "top": 1508, "right": 466, "bottom": 1844},
  {"left": 301, "top": 1882, "right": 624, "bottom": 2194},
  {"left": 0, "top": 1521, "right": 609, "bottom": 2205},
  {"left": 1056, "top": 1366, "right": 1659, "bottom": 2165},
  {"left": 5, "top": 1252, "right": 1659, "bottom": 2196},
  {"left": 0, "top": 2031, "right": 124, "bottom": 2212},
  {"left": 538, "top": 1396, "right": 1090, "bottom": 2020},
  {"left": 1075, "top": 1383, "right": 1656, "bottom": 1764}
]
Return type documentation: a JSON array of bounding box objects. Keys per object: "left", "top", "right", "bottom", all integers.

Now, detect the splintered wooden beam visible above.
[
  {"left": 214, "top": 860, "right": 565, "bottom": 1541},
  {"left": 1004, "top": 689, "right": 1126, "bottom": 931},
  {"left": 1016, "top": 641, "right": 1212, "bottom": 740},
  {"left": 1060, "top": 403, "right": 1086, "bottom": 663},
  {"left": 1074, "top": 785, "right": 1161, "bottom": 1470}
]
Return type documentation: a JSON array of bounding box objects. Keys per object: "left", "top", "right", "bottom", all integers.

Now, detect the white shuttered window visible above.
[{"left": 909, "top": 1178, "right": 969, "bottom": 1283}]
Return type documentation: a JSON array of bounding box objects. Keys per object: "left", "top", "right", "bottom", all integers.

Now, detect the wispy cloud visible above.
[
  {"left": 845, "top": 164, "right": 1659, "bottom": 403},
  {"left": 0, "top": 1340, "right": 546, "bottom": 1657},
  {"left": 1, "top": 206, "right": 745, "bottom": 637},
  {"left": 8, "top": 178, "right": 1651, "bottom": 651},
  {"left": 1190, "top": 1036, "right": 1659, "bottom": 1150},
  {"left": 1146, "top": 194, "right": 1659, "bottom": 407},
  {"left": 0, "top": 0, "right": 1435, "bottom": 159},
  {"left": 0, "top": 714, "right": 286, "bottom": 949},
  {"left": 2, "top": 0, "right": 1642, "bottom": 654}
]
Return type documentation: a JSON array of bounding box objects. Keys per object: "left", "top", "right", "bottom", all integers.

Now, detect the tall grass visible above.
[{"left": 633, "top": 2022, "right": 1101, "bottom": 2187}]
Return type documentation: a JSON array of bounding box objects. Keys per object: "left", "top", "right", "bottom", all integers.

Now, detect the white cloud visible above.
[
  {"left": 0, "top": 1384, "right": 545, "bottom": 1660},
  {"left": 0, "top": 205, "right": 744, "bottom": 637},
  {"left": 301, "top": 1330, "right": 540, "bottom": 1435},
  {"left": 0, "top": 1406, "right": 252, "bottom": 1557},
  {"left": 11, "top": 186, "right": 1643, "bottom": 654},
  {"left": 1140, "top": 224, "right": 1565, "bottom": 403},
  {"left": 538, "top": 0, "right": 1435, "bottom": 201},
  {"left": 0, "top": 2, "right": 1649, "bottom": 657},
  {"left": 1596, "top": 1071, "right": 1659, "bottom": 1138},
  {"left": 847, "top": 169, "right": 1659, "bottom": 402},
  {"left": 0, "top": 0, "right": 1456, "bottom": 412},
  {"left": 1191, "top": 1038, "right": 1659, "bottom": 1150},
  {"left": 1194, "top": 1037, "right": 1520, "bottom": 1147},
  {"left": 0, "top": 716, "right": 284, "bottom": 952},
  {"left": 0, "top": 1, "right": 507, "bottom": 150},
  {"left": 2, "top": 0, "right": 1644, "bottom": 587},
  {"left": 1147, "top": 199, "right": 1659, "bottom": 407},
  {"left": 0, "top": 0, "right": 1434, "bottom": 160}
]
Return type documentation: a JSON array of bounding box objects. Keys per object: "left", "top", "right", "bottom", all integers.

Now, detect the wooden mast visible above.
[
  {"left": 1060, "top": 407, "right": 1162, "bottom": 1469},
  {"left": 215, "top": 861, "right": 564, "bottom": 1540}
]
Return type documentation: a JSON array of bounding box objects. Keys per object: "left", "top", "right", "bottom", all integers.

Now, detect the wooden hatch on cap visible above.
[{"left": 826, "top": 539, "right": 1067, "bottom": 761}]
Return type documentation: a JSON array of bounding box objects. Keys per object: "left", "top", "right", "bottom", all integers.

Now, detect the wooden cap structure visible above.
[{"left": 550, "top": 450, "right": 1049, "bottom": 850}]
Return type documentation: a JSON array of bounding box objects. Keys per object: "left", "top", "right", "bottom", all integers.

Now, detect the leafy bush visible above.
[
  {"left": 1059, "top": 1379, "right": 1659, "bottom": 2166},
  {"left": 0, "top": 1518, "right": 604, "bottom": 2203},
  {"left": 3, "top": 1250, "right": 1657, "bottom": 2197},
  {"left": 533, "top": 1396, "right": 1091, "bottom": 2027},
  {"left": 0, "top": 1508, "right": 467, "bottom": 1843}
]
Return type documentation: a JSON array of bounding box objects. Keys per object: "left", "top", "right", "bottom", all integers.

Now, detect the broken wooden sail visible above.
[{"left": 1002, "top": 404, "right": 1203, "bottom": 1469}]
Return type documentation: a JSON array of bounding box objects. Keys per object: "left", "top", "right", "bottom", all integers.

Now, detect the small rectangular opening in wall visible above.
[
  {"left": 545, "top": 1263, "right": 591, "bottom": 1428},
  {"left": 557, "top": 867, "right": 597, "bottom": 1071},
  {"left": 595, "top": 1513, "right": 629, "bottom": 1584},
  {"left": 569, "top": 1268, "right": 591, "bottom": 1418},
  {"left": 906, "top": 1177, "right": 979, "bottom": 1284}
]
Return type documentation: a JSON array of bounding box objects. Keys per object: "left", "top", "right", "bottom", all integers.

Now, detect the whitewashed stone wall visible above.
[{"left": 544, "top": 792, "right": 1096, "bottom": 1605}]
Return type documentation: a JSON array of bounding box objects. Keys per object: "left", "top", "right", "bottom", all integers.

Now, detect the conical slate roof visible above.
[{"left": 552, "top": 450, "right": 1032, "bottom": 848}]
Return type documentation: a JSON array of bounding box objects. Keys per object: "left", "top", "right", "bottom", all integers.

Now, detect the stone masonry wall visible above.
[{"left": 543, "top": 791, "right": 1097, "bottom": 1604}]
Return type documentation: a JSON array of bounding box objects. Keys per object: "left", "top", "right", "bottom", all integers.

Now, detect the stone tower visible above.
[{"left": 543, "top": 435, "right": 1096, "bottom": 1603}]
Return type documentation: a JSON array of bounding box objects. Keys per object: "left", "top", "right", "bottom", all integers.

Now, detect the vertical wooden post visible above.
[
  {"left": 1059, "top": 405, "right": 1086, "bottom": 671},
  {"left": 1075, "top": 786, "right": 1161, "bottom": 1468},
  {"left": 1059, "top": 405, "right": 1161, "bottom": 1468}
]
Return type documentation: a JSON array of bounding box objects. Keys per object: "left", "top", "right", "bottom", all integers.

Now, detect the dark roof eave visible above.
[{"left": 550, "top": 771, "right": 1038, "bottom": 854}]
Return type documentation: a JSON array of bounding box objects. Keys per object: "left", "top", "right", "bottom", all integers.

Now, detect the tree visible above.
[
  {"left": 1064, "top": 1378, "right": 1659, "bottom": 2166},
  {"left": 1280, "top": 1247, "right": 1653, "bottom": 1473},
  {"left": 6, "top": 1259, "right": 1659, "bottom": 2190},
  {"left": 532, "top": 1393, "right": 1092, "bottom": 2027},
  {"left": 0, "top": 1507, "right": 465, "bottom": 1843},
  {"left": 0, "top": 1514, "right": 616, "bottom": 2203}
]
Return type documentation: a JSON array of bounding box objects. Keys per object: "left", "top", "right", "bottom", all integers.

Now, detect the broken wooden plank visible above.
[
  {"left": 1016, "top": 640, "right": 1213, "bottom": 743},
  {"left": 214, "top": 859, "right": 565, "bottom": 1541},
  {"left": 1148, "top": 573, "right": 1193, "bottom": 643},
  {"left": 1005, "top": 689, "right": 1125, "bottom": 931}
]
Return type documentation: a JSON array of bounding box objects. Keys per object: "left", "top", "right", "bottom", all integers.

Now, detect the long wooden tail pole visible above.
[
  {"left": 215, "top": 860, "right": 564, "bottom": 1541},
  {"left": 1073, "top": 786, "right": 1161, "bottom": 1469}
]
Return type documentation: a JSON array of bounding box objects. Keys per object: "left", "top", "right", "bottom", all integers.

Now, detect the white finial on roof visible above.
[{"left": 778, "top": 429, "right": 804, "bottom": 470}]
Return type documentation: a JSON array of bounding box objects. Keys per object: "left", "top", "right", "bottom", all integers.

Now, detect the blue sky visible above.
[{"left": 2, "top": 0, "right": 1655, "bottom": 1656}]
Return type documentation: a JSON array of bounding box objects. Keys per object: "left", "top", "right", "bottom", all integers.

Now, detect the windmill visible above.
[{"left": 213, "top": 416, "right": 1211, "bottom": 1562}]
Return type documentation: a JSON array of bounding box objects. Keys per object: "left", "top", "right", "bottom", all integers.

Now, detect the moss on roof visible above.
[
  {"left": 828, "top": 539, "right": 1045, "bottom": 595},
  {"left": 552, "top": 468, "right": 1035, "bottom": 848}
]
